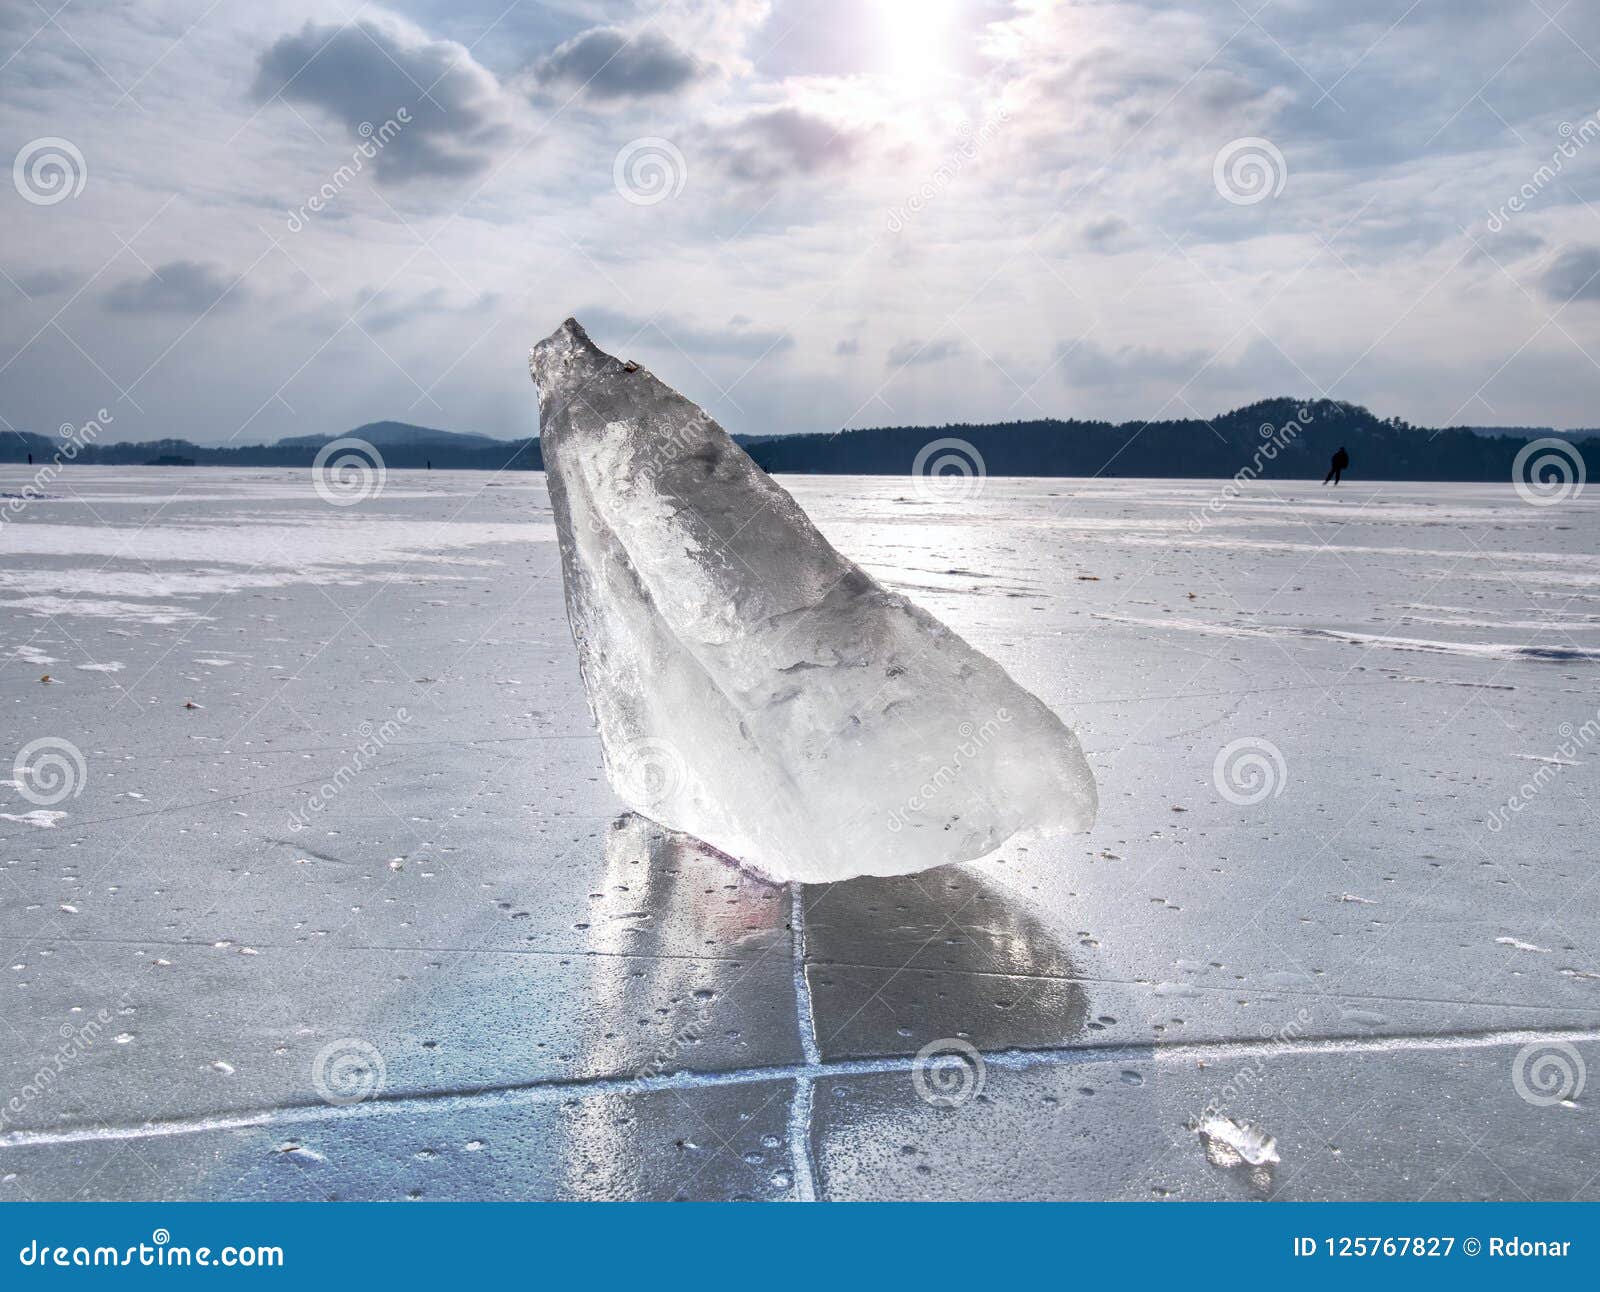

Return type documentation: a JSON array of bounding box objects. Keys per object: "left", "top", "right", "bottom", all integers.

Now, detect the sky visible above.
[{"left": 3, "top": 0, "right": 1600, "bottom": 446}]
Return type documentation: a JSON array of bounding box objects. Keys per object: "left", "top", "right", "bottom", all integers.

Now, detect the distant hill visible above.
[
  {"left": 275, "top": 421, "right": 508, "bottom": 451},
  {"left": 741, "top": 398, "right": 1600, "bottom": 482},
  {"left": 3, "top": 398, "right": 1596, "bottom": 481},
  {"left": 2, "top": 425, "right": 534, "bottom": 471}
]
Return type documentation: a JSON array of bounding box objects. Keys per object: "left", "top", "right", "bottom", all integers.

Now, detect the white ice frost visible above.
[{"left": 530, "top": 318, "right": 1096, "bottom": 883}]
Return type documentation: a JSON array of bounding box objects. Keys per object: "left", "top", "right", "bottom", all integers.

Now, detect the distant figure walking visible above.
[{"left": 1323, "top": 446, "right": 1349, "bottom": 485}]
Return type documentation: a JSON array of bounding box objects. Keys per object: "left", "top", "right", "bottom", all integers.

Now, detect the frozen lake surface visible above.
[{"left": 1, "top": 466, "right": 1596, "bottom": 1200}]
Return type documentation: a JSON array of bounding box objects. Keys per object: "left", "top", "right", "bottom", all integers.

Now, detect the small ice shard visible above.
[
  {"left": 530, "top": 317, "right": 1096, "bottom": 883},
  {"left": 1193, "top": 1114, "right": 1280, "bottom": 1168},
  {"left": 1, "top": 811, "right": 68, "bottom": 829}
]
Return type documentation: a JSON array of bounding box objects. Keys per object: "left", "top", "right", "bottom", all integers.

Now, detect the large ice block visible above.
[{"left": 530, "top": 318, "right": 1095, "bottom": 882}]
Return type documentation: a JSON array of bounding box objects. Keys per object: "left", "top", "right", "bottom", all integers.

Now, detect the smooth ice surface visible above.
[
  {"left": 1, "top": 467, "right": 1596, "bottom": 1200},
  {"left": 529, "top": 319, "right": 1095, "bottom": 882},
  {"left": 810, "top": 1039, "right": 1600, "bottom": 1201}
]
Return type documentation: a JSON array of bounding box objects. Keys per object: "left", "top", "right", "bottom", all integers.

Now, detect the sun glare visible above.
[{"left": 877, "top": 0, "right": 957, "bottom": 93}]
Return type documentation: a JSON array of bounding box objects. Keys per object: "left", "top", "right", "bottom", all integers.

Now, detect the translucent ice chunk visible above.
[
  {"left": 1193, "top": 1115, "right": 1280, "bottom": 1168},
  {"left": 529, "top": 318, "right": 1096, "bottom": 883}
]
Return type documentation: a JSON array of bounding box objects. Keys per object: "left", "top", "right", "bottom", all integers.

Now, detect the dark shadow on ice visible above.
[{"left": 798, "top": 866, "right": 1091, "bottom": 1060}]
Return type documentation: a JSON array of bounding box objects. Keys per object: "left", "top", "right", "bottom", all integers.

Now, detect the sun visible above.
[{"left": 875, "top": 0, "right": 958, "bottom": 94}]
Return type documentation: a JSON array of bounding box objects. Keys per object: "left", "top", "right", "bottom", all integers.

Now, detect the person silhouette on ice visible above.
[{"left": 1323, "top": 446, "right": 1349, "bottom": 485}]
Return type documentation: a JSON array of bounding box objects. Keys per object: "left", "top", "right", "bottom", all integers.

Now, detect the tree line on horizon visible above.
[{"left": 3, "top": 398, "right": 1595, "bottom": 482}]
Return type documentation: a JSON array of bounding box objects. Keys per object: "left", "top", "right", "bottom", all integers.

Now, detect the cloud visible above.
[
  {"left": 707, "top": 106, "right": 860, "bottom": 184},
  {"left": 358, "top": 285, "right": 501, "bottom": 333},
  {"left": 1049, "top": 335, "right": 1318, "bottom": 405},
  {"left": 581, "top": 306, "right": 794, "bottom": 358},
  {"left": 1540, "top": 245, "right": 1600, "bottom": 304},
  {"left": 535, "top": 26, "right": 703, "bottom": 100},
  {"left": 980, "top": 3, "right": 1292, "bottom": 187},
  {"left": 1467, "top": 229, "right": 1544, "bottom": 265},
  {"left": 105, "top": 261, "right": 245, "bottom": 315},
  {"left": 6, "top": 268, "right": 75, "bottom": 297},
  {"left": 834, "top": 338, "right": 859, "bottom": 356},
  {"left": 253, "top": 17, "right": 513, "bottom": 183},
  {"left": 1051, "top": 338, "right": 1209, "bottom": 388},
  {"left": 887, "top": 337, "right": 963, "bottom": 367},
  {"left": 1078, "top": 215, "right": 1132, "bottom": 250}
]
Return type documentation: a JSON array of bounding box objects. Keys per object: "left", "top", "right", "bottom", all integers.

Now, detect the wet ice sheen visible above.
[{"left": 529, "top": 318, "right": 1096, "bottom": 883}]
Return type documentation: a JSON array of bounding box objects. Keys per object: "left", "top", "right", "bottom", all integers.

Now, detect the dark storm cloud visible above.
[
  {"left": 1540, "top": 245, "right": 1600, "bottom": 304},
  {"left": 887, "top": 337, "right": 963, "bottom": 367},
  {"left": 252, "top": 19, "right": 512, "bottom": 183},
  {"left": 104, "top": 261, "right": 246, "bottom": 314},
  {"left": 535, "top": 26, "right": 702, "bottom": 100},
  {"left": 708, "top": 107, "right": 861, "bottom": 184}
]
